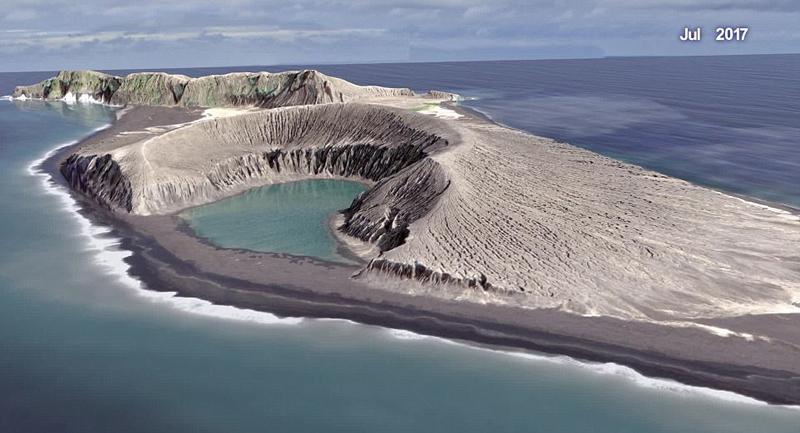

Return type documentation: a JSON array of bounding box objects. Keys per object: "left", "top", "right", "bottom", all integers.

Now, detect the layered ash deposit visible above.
[
  {"left": 26, "top": 69, "right": 800, "bottom": 321},
  {"left": 62, "top": 103, "right": 456, "bottom": 252}
]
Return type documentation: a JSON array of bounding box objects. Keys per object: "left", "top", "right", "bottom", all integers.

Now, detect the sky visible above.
[{"left": 1, "top": 0, "right": 799, "bottom": 71}]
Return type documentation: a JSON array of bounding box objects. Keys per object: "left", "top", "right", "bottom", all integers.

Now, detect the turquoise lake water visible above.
[
  {"left": 182, "top": 179, "right": 366, "bottom": 263},
  {"left": 3, "top": 57, "right": 800, "bottom": 431}
]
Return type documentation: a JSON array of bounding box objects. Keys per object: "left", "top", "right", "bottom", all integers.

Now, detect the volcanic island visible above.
[{"left": 13, "top": 70, "right": 800, "bottom": 404}]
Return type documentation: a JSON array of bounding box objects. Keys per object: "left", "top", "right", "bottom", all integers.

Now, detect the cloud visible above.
[
  {"left": 0, "top": 27, "right": 390, "bottom": 52},
  {"left": 0, "top": 0, "right": 798, "bottom": 70},
  {"left": 205, "top": 27, "right": 387, "bottom": 42},
  {"left": 604, "top": 0, "right": 800, "bottom": 12},
  {"left": 4, "top": 9, "right": 36, "bottom": 21}
]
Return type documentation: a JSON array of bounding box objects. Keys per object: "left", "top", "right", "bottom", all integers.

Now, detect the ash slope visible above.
[
  {"left": 43, "top": 70, "right": 800, "bottom": 321},
  {"left": 63, "top": 103, "right": 455, "bottom": 259}
]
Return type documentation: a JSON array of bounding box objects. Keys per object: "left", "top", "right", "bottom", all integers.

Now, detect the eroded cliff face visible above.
[
  {"left": 61, "top": 154, "right": 133, "bottom": 212},
  {"left": 60, "top": 103, "right": 457, "bottom": 252},
  {"left": 13, "top": 69, "right": 451, "bottom": 108},
  {"left": 341, "top": 158, "right": 449, "bottom": 252},
  {"left": 39, "top": 69, "right": 800, "bottom": 320},
  {"left": 12, "top": 70, "right": 122, "bottom": 103},
  {"left": 177, "top": 70, "right": 415, "bottom": 108},
  {"left": 110, "top": 72, "right": 191, "bottom": 106},
  {"left": 30, "top": 68, "right": 458, "bottom": 257}
]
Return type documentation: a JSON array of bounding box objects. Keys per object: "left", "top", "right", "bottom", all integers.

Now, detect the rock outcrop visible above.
[
  {"left": 13, "top": 69, "right": 455, "bottom": 108},
  {"left": 31, "top": 68, "right": 800, "bottom": 321},
  {"left": 12, "top": 70, "right": 122, "bottom": 103},
  {"left": 341, "top": 158, "right": 449, "bottom": 252},
  {"left": 61, "top": 103, "right": 457, "bottom": 252},
  {"left": 62, "top": 154, "right": 133, "bottom": 212},
  {"left": 110, "top": 72, "right": 191, "bottom": 106}
]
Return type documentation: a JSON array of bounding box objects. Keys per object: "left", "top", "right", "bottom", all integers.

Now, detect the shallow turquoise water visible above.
[
  {"left": 0, "top": 99, "right": 798, "bottom": 433},
  {"left": 181, "top": 179, "right": 366, "bottom": 263},
  {"left": 3, "top": 60, "right": 800, "bottom": 432}
]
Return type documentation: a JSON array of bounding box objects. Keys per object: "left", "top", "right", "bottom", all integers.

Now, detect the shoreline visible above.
[
  {"left": 33, "top": 102, "right": 800, "bottom": 405},
  {"left": 449, "top": 100, "right": 800, "bottom": 218},
  {"left": 27, "top": 127, "right": 787, "bottom": 410}
]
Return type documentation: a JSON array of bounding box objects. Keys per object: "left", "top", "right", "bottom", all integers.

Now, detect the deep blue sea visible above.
[{"left": 2, "top": 56, "right": 800, "bottom": 432}]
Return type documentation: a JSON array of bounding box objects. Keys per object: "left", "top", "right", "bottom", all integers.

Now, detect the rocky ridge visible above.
[
  {"left": 61, "top": 103, "right": 457, "bottom": 253},
  {"left": 12, "top": 70, "right": 122, "bottom": 102},
  {"left": 13, "top": 69, "right": 452, "bottom": 107},
  {"left": 21, "top": 70, "right": 800, "bottom": 320}
]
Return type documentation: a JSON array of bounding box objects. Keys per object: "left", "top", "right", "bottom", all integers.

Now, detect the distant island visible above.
[{"left": 14, "top": 69, "right": 800, "bottom": 404}]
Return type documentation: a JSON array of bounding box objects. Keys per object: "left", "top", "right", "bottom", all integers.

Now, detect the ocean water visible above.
[
  {"left": 2, "top": 57, "right": 800, "bottom": 431},
  {"left": 181, "top": 179, "right": 366, "bottom": 263},
  {"left": 78, "top": 54, "right": 799, "bottom": 208}
]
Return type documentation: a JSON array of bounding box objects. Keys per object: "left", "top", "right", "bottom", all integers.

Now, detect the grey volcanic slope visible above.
[
  {"left": 12, "top": 69, "right": 442, "bottom": 108},
  {"left": 373, "top": 120, "right": 800, "bottom": 320},
  {"left": 63, "top": 103, "right": 454, "bottom": 252},
  {"left": 59, "top": 95, "right": 800, "bottom": 321}
]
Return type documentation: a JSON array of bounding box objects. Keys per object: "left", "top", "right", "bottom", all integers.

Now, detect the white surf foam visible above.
[
  {"left": 61, "top": 92, "right": 106, "bottom": 105},
  {"left": 25, "top": 106, "right": 799, "bottom": 408},
  {"left": 725, "top": 191, "right": 800, "bottom": 223},
  {"left": 316, "top": 317, "right": 361, "bottom": 326},
  {"left": 27, "top": 123, "right": 301, "bottom": 327},
  {"left": 10, "top": 92, "right": 122, "bottom": 107},
  {"left": 385, "top": 329, "right": 429, "bottom": 340},
  {"left": 135, "top": 289, "right": 303, "bottom": 325},
  {"left": 381, "top": 326, "right": 798, "bottom": 408},
  {"left": 0, "top": 95, "right": 11, "bottom": 101},
  {"left": 501, "top": 351, "right": 776, "bottom": 406},
  {"left": 61, "top": 92, "right": 77, "bottom": 104}
]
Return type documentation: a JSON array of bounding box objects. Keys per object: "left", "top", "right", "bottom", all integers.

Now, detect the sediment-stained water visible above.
[
  {"left": 2, "top": 58, "right": 800, "bottom": 432},
  {"left": 181, "top": 179, "right": 366, "bottom": 263}
]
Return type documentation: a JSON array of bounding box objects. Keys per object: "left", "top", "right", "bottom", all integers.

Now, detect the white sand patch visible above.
[
  {"left": 204, "top": 107, "right": 259, "bottom": 118},
  {"left": 664, "top": 321, "right": 761, "bottom": 341},
  {"left": 415, "top": 103, "right": 463, "bottom": 119}
]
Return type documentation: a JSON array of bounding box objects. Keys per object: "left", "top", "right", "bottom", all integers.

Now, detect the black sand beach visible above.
[{"left": 40, "top": 104, "right": 800, "bottom": 405}]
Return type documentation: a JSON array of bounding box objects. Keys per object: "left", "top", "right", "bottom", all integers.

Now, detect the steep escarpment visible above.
[
  {"left": 41, "top": 68, "right": 800, "bottom": 321},
  {"left": 12, "top": 70, "right": 122, "bottom": 103},
  {"left": 110, "top": 72, "right": 191, "bottom": 105},
  {"left": 341, "top": 158, "right": 450, "bottom": 252},
  {"left": 176, "top": 70, "right": 415, "bottom": 108},
  {"left": 61, "top": 103, "right": 457, "bottom": 250},
  {"left": 14, "top": 69, "right": 453, "bottom": 108},
  {"left": 58, "top": 99, "right": 800, "bottom": 320},
  {"left": 61, "top": 154, "right": 133, "bottom": 211}
]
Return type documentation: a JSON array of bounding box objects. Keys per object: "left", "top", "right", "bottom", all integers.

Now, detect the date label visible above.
[
  {"left": 715, "top": 27, "right": 748, "bottom": 41},
  {"left": 679, "top": 27, "right": 748, "bottom": 42}
]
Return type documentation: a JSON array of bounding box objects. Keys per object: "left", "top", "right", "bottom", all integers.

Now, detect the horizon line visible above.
[{"left": 2, "top": 51, "right": 799, "bottom": 74}]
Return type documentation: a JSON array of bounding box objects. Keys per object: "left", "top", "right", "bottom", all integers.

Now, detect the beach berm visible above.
[{"left": 18, "top": 69, "right": 800, "bottom": 404}]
